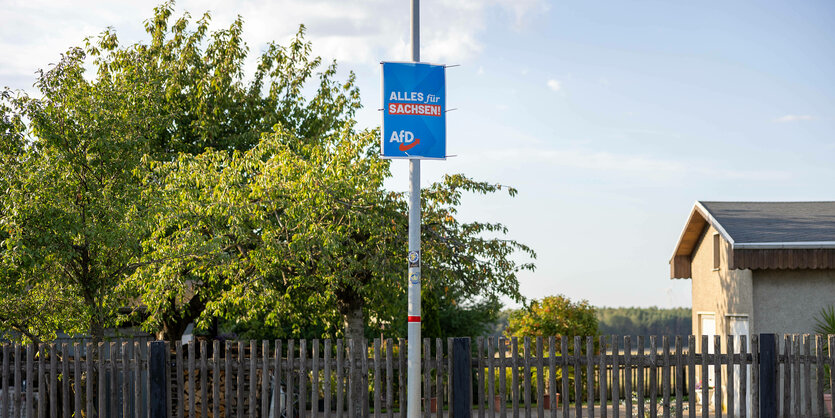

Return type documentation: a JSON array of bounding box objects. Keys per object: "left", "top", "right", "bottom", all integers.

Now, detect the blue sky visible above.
[{"left": 2, "top": 0, "right": 833, "bottom": 308}]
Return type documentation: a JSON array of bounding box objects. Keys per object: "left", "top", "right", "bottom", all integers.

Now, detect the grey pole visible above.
[{"left": 406, "top": 1, "right": 422, "bottom": 418}]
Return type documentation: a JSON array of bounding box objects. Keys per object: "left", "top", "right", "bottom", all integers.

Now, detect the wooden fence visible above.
[{"left": 0, "top": 334, "right": 832, "bottom": 417}]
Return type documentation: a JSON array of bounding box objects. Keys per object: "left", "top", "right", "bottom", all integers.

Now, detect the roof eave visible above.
[
  {"left": 669, "top": 201, "right": 735, "bottom": 260},
  {"left": 669, "top": 201, "right": 737, "bottom": 279}
]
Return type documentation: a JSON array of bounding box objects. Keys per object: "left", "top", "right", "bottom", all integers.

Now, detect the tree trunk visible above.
[
  {"left": 88, "top": 318, "right": 103, "bottom": 363},
  {"left": 343, "top": 303, "right": 365, "bottom": 418},
  {"left": 343, "top": 303, "right": 364, "bottom": 343},
  {"left": 89, "top": 320, "right": 104, "bottom": 343},
  {"left": 81, "top": 286, "right": 105, "bottom": 344},
  {"left": 158, "top": 294, "right": 206, "bottom": 341}
]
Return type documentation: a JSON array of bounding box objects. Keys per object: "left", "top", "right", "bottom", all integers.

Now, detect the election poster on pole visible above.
[{"left": 380, "top": 62, "right": 446, "bottom": 160}]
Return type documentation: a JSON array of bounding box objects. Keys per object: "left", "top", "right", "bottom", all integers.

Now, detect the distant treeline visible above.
[
  {"left": 489, "top": 306, "right": 692, "bottom": 340},
  {"left": 597, "top": 306, "right": 691, "bottom": 338}
]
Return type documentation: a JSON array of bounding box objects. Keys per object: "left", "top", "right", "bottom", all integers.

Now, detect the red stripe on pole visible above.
[{"left": 407, "top": 316, "right": 421, "bottom": 322}]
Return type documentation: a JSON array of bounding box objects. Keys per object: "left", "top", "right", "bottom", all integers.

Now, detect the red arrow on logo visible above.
[{"left": 399, "top": 137, "right": 420, "bottom": 152}]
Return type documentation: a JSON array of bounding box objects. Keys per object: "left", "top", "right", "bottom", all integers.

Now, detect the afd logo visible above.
[{"left": 389, "top": 130, "right": 421, "bottom": 152}]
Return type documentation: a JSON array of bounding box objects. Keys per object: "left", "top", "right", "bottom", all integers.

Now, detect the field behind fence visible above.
[{"left": 0, "top": 334, "right": 832, "bottom": 417}]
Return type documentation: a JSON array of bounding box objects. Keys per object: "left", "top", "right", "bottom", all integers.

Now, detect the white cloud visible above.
[
  {"left": 546, "top": 79, "right": 561, "bottom": 91},
  {"left": 497, "top": 147, "right": 682, "bottom": 173},
  {"left": 0, "top": 0, "right": 549, "bottom": 90},
  {"left": 476, "top": 146, "right": 789, "bottom": 181},
  {"left": 773, "top": 114, "right": 814, "bottom": 123},
  {"left": 494, "top": 0, "right": 550, "bottom": 28}
]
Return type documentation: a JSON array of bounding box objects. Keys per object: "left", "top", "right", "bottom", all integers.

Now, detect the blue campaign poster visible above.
[{"left": 381, "top": 62, "right": 446, "bottom": 159}]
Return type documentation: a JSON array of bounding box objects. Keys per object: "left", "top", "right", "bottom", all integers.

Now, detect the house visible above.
[
  {"left": 669, "top": 201, "right": 835, "bottom": 413},
  {"left": 670, "top": 201, "right": 835, "bottom": 340}
]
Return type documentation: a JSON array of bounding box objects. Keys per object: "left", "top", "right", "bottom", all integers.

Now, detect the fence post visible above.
[
  {"left": 150, "top": 341, "right": 167, "bottom": 418},
  {"left": 452, "top": 338, "right": 471, "bottom": 418},
  {"left": 759, "top": 333, "right": 777, "bottom": 418}
]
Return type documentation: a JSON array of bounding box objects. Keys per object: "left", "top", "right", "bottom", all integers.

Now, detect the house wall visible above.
[
  {"left": 690, "top": 225, "right": 754, "bottom": 348},
  {"left": 752, "top": 269, "right": 835, "bottom": 335},
  {"left": 690, "top": 225, "right": 755, "bottom": 412}
]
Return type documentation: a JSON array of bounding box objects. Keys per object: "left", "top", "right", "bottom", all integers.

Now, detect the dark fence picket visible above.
[
  {"left": 536, "top": 337, "right": 544, "bottom": 418},
  {"left": 275, "top": 340, "right": 282, "bottom": 418},
  {"left": 1, "top": 345, "right": 7, "bottom": 418},
  {"left": 373, "top": 338, "right": 381, "bottom": 418},
  {"left": 224, "top": 341, "right": 233, "bottom": 418},
  {"left": 200, "top": 341, "right": 208, "bottom": 418},
  {"left": 212, "top": 340, "right": 220, "bottom": 418},
  {"left": 687, "top": 335, "right": 695, "bottom": 418},
  {"left": 237, "top": 340, "right": 245, "bottom": 418},
  {"left": 361, "top": 339, "right": 370, "bottom": 418},
  {"left": 524, "top": 337, "right": 532, "bottom": 418},
  {"left": 325, "top": 339, "right": 333, "bottom": 418},
  {"left": 648, "top": 336, "right": 657, "bottom": 418},
  {"left": 435, "top": 338, "right": 444, "bottom": 418},
  {"left": 175, "top": 341, "right": 184, "bottom": 418},
  {"left": 624, "top": 336, "right": 632, "bottom": 418},
  {"left": 38, "top": 343, "right": 46, "bottom": 417},
  {"left": 510, "top": 337, "right": 519, "bottom": 418},
  {"left": 675, "top": 336, "right": 683, "bottom": 418},
  {"left": 500, "top": 338, "right": 508, "bottom": 418},
  {"left": 122, "top": 341, "right": 130, "bottom": 418},
  {"left": 661, "top": 336, "right": 669, "bottom": 418},
  {"left": 385, "top": 338, "right": 393, "bottom": 418},
  {"left": 336, "top": 339, "right": 344, "bottom": 418},
  {"left": 249, "top": 340, "right": 258, "bottom": 418},
  {"left": 299, "top": 340, "right": 307, "bottom": 418},
  {"left": 188, "top": 341, "right": 195, "bottom": 418},
  {"left": 612, "top": 335, "right": 620, "bottom": 418},
  {"left": 261, "top": 340, "right": 270, "bottom": 418}
]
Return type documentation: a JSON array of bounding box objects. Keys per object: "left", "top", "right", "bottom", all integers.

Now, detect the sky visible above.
[{"left": 2, "top": 0, "right": 834, "bottom": 309}]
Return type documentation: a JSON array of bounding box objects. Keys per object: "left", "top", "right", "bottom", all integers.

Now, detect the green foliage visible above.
[
  {"left": 417, "top": 176, "right": 535, "bottom": 339},
  {"left": 0, "top": 44, "right": 157, "bottom": 342},
  {"left": 485, "top": 309, "right": 513, "bottom": 337},
  {"left": 596, "top": 307, "right": 691, "bottom": 340},
  {"left": 0, "top": 2, "right": 535, "bottom": 343},
  {"left": 814, "top": 305, "right": 835, "bottom": 391},
  {"left": 131, "top": 125, "right": 400, "bottom": 338},
  {"left": 79, "top": 2, "right": 362, "bottom": 339},
  {"left": 423, "top": 295, "right": 503, "bottom": 339},
  {"left": 814, "top": 305, "right": 835, "bottom": 336},
  {"left": 505, "top": 295, "right": 598, "bottom": 340},
  {"left": 86, "top": 1, "right": 360, "bottom": 156},
  {"left": 132, "top": 124, "right": 534, "bottom": 340}
]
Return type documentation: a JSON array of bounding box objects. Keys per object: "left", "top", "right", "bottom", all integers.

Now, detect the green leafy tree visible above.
[
  {"left": 504, "top": 295, "right": 596, "bottom": 400},
  {"left": 0, "top": 46, "right": 159, "bottom": 342},
  {"left": 85, "top": 2, "right": 360, "bottom": 157},
  {"left": 108, "top": 3, "right": 534, "bottom": 342},
  {"left": 132, "top": 123, "right": 535, "bottom": 341},
  {"left": 1, "top": 2, "right": 535, "bottom": 346},
  {"left": 417, "top": 175, "right": 534, "bottom": 339},
  {"left": 77, "top": 2, "right": 362, "bottom": 339},
  {"left": 0, "top": 0, "right": 359, "bottom": 341},
  {"left": 128, "top": 125, "right": 401, "bottom": 340},
  {"left": 506, "top": 294, "right": 598, "bottom": 340}
]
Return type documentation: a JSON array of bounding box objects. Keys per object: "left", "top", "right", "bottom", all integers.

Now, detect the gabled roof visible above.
[
  {"left": 699, "top": 201, "right": 835, "bottom": 247},
  {"left": 670, "top": 201, "right": 835, "bottom": 278}
]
